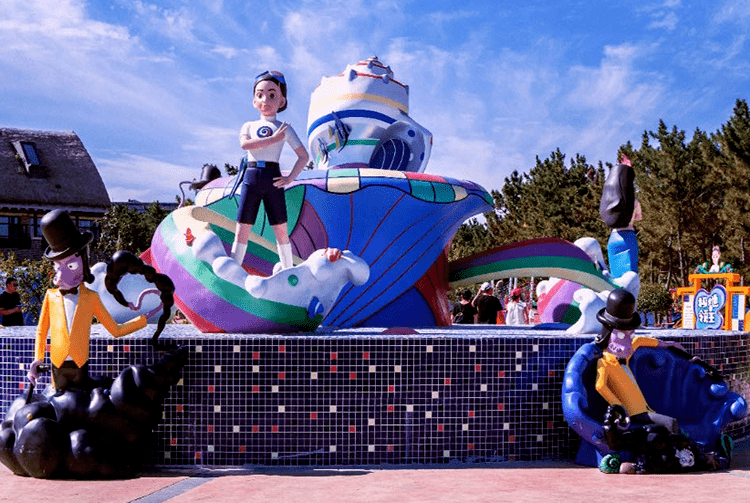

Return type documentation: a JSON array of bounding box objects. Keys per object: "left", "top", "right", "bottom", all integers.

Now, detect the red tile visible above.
[
  {"left": 468, "top": 443, "right": 474, "bottom": 450},
  {"left": 239, "top": 446, "right": 246, "bottom": 452},
  {"left": 349, "top": 372, "right": 357, "bottom": 380},
  {"left": 330, "top": 365, "right": 337, "bottom": 373},
  {"left": 252, "top": 385, "right": 259, "bottom": 393},
  {"left": 475, "top": 364, "right": 481, "bottom": 372},
  {"left": 387, "top": 405, "right": 394, "bottom": 413},
  {"left": 362, "top": 352, "right": 370, "bottom": 359},
  {"left": 497, "top": 403, "right": 504, "bottom": 411},
  {"left": 207, "top": 425, "right": 214, "bottom": 432},
  {"left": 208, "top": 385, "right": 215, "bottom": 393},
  {"left": 170, "top": 438, "right": 177, "bottom": 446},
  {"left": 388, "top": 385, "right": 395, "bottom": 393},
  {"left": 278, "top": 372, "right": 285, "bottom": 379},
  {"left": 387, "top": 445, "right": 394, "bottom": 452},
  {"left": 176, "top": 405, "right": 184, "bottom": 413},
  {"left": 548, "top": 421, "right": 554, "bottom": 429},
  {"left": 444, "top": 378, "right": 451, "bottom": 385},
  {"left": 253, "top": 352, "right": 260, "bottom": 359},
  {"left": 468, "top": 410, "right": 475, "bottom": 418},
  {"left": 498, "top": 371, "right": 505, "bottom": 378},
  {"left": 279, "top": 345, "right": 286, "bottom": 353},
  {"left": 271, "top": 425, "right": 279, "bottom": 433},
  {"left": 509, "top": 436, "right": 515, "bottom": 443},
  {"left": 310, "top": 412, "right": 318, "bottom": 420},
  {"left": 437, "top": 424, "right": 444, "bottom": 431},
  {"left": 349, "top": 425, "right": 356, "bottom": 433},
  {"left": 195, "top": 452, "right": 201, "bottom": 459},
  {"left": 252, "top": 425, "right": 259, "bottom": 433},
  {"left": 330, "top": 352, "right": 337, "bottom": 360},
  {"left": 123, "top": 345, "right": 130, "bottom": 353}
]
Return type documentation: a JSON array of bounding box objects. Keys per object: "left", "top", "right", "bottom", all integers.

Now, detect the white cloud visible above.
[
  {"left": 131, "top": 1, "right": 197, "bottom": 43},
  {"left": 426, "top": 10, "right": 479, "bottom": 27},
  {"left": 648, "top": 11, "right": 678, "bottom": 31},
  {"left": 97, "top": 154, "right": 199, "bottom": 203},
  {"left": 638, "top": 0, "right": 681, "bottom": 32},
  {"left": 714, "top": 0, "right": 750, "bottom": 24}
]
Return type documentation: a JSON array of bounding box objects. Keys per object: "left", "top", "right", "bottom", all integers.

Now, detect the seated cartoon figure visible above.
[
  {"left": 594, "top": 289, "right": 681, "bottom": 434},
  {"left": 562, "top": 288, "right": 745, "bottom": 472}
]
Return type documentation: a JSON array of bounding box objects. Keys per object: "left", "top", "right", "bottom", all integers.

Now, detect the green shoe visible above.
[{"left": 599, "top": 453, "right": 621, "bottom": 474}]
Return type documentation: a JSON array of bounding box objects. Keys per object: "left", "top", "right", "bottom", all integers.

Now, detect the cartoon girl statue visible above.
[
  {"left": 230, "top": 70, "right": 309, "bottom": 271},
  {"left": 695, "top": 245, "right": 733, "bottom": 274}
]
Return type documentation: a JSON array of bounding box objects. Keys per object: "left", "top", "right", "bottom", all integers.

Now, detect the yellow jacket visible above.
[
  {"left": 35, "top": 286, "right": 147, "bottom": 368},
  {"left": 595, "top": 336, "right": 659, "bottom": 416}
]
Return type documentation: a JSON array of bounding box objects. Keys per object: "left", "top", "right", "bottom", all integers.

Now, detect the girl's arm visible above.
[
  {"left": 273, "top": 145, "right": 309, "bottom": 188},
  {"left": 240, "top": 123, "right": 288, "bottom": 151}
]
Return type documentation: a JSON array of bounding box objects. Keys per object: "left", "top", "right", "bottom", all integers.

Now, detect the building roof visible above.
[{"left": 0, "top": 127, "right": 111, "bottom": 212}]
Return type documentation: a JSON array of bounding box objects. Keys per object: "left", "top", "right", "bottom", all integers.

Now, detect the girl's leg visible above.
[
  {"left": 272, "top": 222, "right": 293, "bottom": 270},
  {"left": 231, "top": 222, "right": 253, "bottom": 265}
]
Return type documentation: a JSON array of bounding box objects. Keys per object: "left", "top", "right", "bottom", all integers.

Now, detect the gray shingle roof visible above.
[{"left": 0, "top": 127, "right": 111, "bottom": 210}]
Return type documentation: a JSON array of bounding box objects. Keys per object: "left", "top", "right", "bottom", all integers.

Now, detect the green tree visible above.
[
  {"left": 637, "top": 282, "right": 674, "bottom": 326},
  {"left": 223, "top": 162, "right": 238, "bottom": 176},
  {"left": 94, "top": 203, "right": 170, "bottom": 259},
  {"left": 626, "top": 121, "right": 725, "bottom": 288},
  {"left": 448, "top": 218, "right": 493, "bottom": 261},
  {"left": 486, "top": 150, "right": 608, "bottom": 247},
  {"left": 707, "top": 99, "right": 750, "bottom": 277}
]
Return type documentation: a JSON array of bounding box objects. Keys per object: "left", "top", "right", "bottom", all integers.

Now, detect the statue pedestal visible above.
[{"left": 2, "top": 325, "right": 748, "bottom": 467}]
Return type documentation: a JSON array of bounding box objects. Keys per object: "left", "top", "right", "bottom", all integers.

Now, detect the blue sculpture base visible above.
[{"left": 1, "top": 325, "right": 748, "bottom": 467}]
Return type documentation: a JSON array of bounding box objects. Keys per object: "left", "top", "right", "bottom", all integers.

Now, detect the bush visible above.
[{"left": 638, "top": 282, "right": 673, "bottom": 325}]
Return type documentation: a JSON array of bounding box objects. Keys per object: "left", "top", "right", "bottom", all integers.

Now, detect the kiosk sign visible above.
[{"left": 694, "top": 285, "right": 727, "bottom": 330}]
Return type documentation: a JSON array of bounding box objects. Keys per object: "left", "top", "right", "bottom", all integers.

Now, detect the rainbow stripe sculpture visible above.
[{"left": 449, "top": 238, "right": 616, "bottom": 292}]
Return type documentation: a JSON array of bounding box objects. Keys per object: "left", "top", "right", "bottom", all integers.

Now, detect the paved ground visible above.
[{"left": 1, "top": 445, "right": 749, "bottom": 503}]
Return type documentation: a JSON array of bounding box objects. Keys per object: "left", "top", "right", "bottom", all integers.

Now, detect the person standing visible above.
[
  {"left": 472, "top": 282, "right": 503, "bottom": 324},
  {"left": 0, "top": 277, "right": 24, "bottom": 326},
  {"left": 505, "top": 288, "right": 528, "bottom": 325},
  {"left": 452, "top": 289, "right": 477, "bottom": 324}
]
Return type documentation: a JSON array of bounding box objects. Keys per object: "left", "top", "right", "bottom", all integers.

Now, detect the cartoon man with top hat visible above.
[
  {"left": 28, "top": 210, "right": 147, "bottom": 392},
  {"left": 594, "top": 289, "right": 683, "bottom": 433}
]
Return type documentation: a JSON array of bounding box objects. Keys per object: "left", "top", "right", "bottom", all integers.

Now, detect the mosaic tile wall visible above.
[{"left": 1, "top": 325, "right": 748, "bottom": 467}]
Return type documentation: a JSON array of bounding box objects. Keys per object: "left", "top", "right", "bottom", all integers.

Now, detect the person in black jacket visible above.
[
  {"left": 452, "top": 289, "right": 477, "bottom": 324},
  {"left": 0, "top": 277, "right": 23, "bottom": 326}
]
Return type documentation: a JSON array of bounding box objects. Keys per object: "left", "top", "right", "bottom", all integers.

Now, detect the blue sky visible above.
[{"left": 2, "top": 0, "right": 749, "bottom": 204}]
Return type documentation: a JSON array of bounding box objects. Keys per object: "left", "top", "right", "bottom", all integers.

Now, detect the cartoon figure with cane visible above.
[{"left": 28, "top": 210, "right": 173, "bottom": 393}]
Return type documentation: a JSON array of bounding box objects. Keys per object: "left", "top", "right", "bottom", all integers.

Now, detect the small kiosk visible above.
[{"left": 676, "top": 273, "right": 750, "bottom": 330}]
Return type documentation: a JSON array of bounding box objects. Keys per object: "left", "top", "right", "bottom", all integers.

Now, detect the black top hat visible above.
[
  {"left": 596, "top": 289, "right": 641, "bottom": 331},
  {"left": 190, "top": 164, "right": 222, "bottom": 191},
  {"left": 41, "top": 210, "right": 93, "bottom": 260}
]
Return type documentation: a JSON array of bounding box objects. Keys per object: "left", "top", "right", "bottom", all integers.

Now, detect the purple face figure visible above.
[
  {"left": 53, "top": 254, "right": 84, "bottom": 290},
  {"left": 606, "top": 329, "right": 635, "bottom": 359}
]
